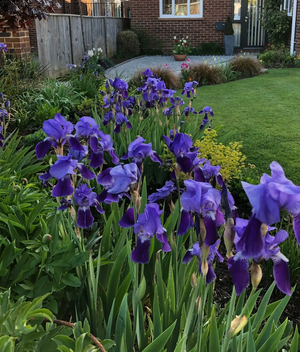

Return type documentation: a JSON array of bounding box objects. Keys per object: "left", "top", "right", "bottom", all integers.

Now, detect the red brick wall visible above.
[
  {"left": 0, "top": 29, "right": 31, "bottom": 57},
  {"left": 130, "top": 0, "right": 232, "bottom": 53},
  {"left": 295, "top": 0, "right": 300, "bottom": 54}
]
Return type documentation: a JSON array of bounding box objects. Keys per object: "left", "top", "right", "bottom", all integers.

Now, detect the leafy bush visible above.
[
  {"left": 230, "top": 56, "right": 263, "bottom": 77},
  {"left": 258, "top": 44, "right": 295, "bottom": 68},
  {"left": 132, "top": 28, "right": 163, "bottom": 55},
  {"left": 199, "top": 41, "right": 224, "bottom": 55},
  {"left": 117, "top": 30, "right": 140, "bottom": 59},
  {"left": 194, "top": 129, "right": 246, "bottom": 182},
  {"left": 185, "top": 63, "right": 226, "bottom": 86},
  {"left": 224, "top": 16, "right": 234, "bottom": 35},
  {"left": 262, "top": 0, "right": 291, "bottom": 46},
  {"left": 129, "top": 66, "right": 182, "bottom": 90}
]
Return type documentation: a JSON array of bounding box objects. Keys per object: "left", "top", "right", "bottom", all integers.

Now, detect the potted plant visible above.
[
  {"left": 224, "top": 17, "right": 235, "bottom": 56},
  {"left": 173, "top": 35, "right": 191, "bottom": 61}
]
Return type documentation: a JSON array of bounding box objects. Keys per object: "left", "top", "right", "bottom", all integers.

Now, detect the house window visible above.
[{"left": 160, "top": 0, "right": 203, "bottom": 18}]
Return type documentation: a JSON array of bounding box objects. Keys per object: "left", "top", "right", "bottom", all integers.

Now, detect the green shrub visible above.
[
  {"left": 185, "top": 63, "right": 226, "bottom": 86},
  {"left": 200, "top": 41, "right": 223, "bottom": 55},
  {"left": 262, "top": 0, "right": 291, "bottom": 45},
  {"left": 224, "top": 16, "right": 234, "bottom": 35},
  {"left": 132, "top": 28, "right": 163, "bottom": 55},
  {"left": 129, "top": 66, "right": 182, "bottom": 90},
  {"left": 258, "top": 44, "right": 295, "bottom": 68},
  {"left": 230, "top": 56, "right": 263, "bottom": 77},
  {"left": 117, "top": 30, "right": 140, "bottom": 59}
]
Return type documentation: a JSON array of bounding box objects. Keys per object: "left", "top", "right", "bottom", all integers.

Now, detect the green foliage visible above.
[
  {"left": 220, "top": 63, "right": 241, "bottom": 82},
  {"left": 132, "top": 28, "right": 163, "bottom": 55},
  {"left": 258, "top": 44, "right": 295, "bottom": 68},
  {"left": 262, "top": 0, "right": 291, "bottom": 45},
  {"left": 198, "top": 42, "right": 224, "bottom": 55},
  {"left": 224, "top": 17, "right": 234, "bottom": 35},
  {"left": 117, "top": 30, "right": 140, "bottom": 59},
  {"left": 0, "top": 55, "right": 47, "bottom": 96},
  {"left": 14, "top": 80, "right": 83, "bottom": 129}
]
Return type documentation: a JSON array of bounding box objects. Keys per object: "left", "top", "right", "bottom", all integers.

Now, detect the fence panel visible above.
[{"left": 36, "top": 14, "right": 129, "bottom": 77}]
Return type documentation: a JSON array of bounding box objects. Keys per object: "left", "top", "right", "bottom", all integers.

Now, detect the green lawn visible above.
[{"left": 193, "top": 69, "right": 300, "bottom": 184}]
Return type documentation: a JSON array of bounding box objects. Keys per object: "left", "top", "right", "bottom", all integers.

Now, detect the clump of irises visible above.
[{"left": 35, "top": 71, "right": 300, "bottom": 298}]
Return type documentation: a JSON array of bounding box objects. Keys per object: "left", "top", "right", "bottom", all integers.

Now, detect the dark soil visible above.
[{"left": 214, "top": 240, "right": 300, "bottom": 328}]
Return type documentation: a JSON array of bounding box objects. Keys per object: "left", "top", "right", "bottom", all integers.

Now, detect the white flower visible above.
[
  {"left": 186, "top": 36, "right": 188, "bottom": 39},
  {"left": 98, "top": 48, "right": 103, "bottom": 53},
  {"left": 183, "top": 40, "right": 186, "bottom": 43},
  {"left": 174, "top": 36, "right": 176, "bottom": 39},
  {"left": 88, "top": 50, "right": 94, "bottom": 56}
]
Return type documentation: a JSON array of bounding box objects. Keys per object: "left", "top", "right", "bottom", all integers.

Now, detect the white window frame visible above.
[{"left": 159, "top": 0, "right": 203, "bottom": 18}]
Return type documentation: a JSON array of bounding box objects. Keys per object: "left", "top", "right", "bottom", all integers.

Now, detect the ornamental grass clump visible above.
[
  {"left": 31, "top": 69, "right": 300, "bottom": 351},
  {"left": 129, "top": 65, "right": 182, "bottom": 90},
  {"left": 185, "top": 63, "right": 226, "bottom": 86},
  {"left": 230, "top": 56, "right": 263, "bottom": 77}
]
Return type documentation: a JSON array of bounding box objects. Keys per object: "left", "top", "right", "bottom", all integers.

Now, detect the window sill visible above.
[{"left": 158, "top": 17, "right": 204, "bottom": 21}]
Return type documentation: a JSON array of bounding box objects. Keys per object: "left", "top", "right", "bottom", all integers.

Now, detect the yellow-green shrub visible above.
[{"left": 195, "top": 129, "right": 246, "bottom": 182}]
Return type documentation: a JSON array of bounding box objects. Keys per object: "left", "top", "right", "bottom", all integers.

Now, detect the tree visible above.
[{"left": 0, "top": 0, "right": 60, "bottom": 31}]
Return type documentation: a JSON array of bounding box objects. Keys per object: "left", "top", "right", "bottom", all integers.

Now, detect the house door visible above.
[{"left": 232, "top": 0, "right": 265, "bottom": 48}]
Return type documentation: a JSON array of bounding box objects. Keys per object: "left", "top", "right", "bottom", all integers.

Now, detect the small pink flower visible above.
[
  {"left": 181, "top": 62, "right": 189, "bottom": 70},
  {"left": 187, "top": 58, "right": 191, "bottom": 63},
  {"left": 165, "top": 64, "right": 169, "bottom": 67}
]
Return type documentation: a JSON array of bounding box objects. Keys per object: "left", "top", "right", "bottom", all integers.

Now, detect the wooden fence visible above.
[{"left": 35, "top": 14, "right": 130, "bottom": 77}]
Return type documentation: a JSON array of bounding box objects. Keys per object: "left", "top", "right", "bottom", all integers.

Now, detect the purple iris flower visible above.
[
  {"left": 0, "top": 43, "right": 8, "bottom": 52},
  {"left": 69, "top": 145, "right": 88, "bottom": 162},
  {"left": 181, "top": 180, "right": 221, "bottom": 245},
  {"left": 148, "top": 181, "right": 176, "bottom": 203},
  {"left": 183, "top": 240, "right": 223, "bottom": 284},
  {"left": 103, "top": 111, "right": 114, "bottom": 126},
  {"left": 194, "top": 160, "right": 223, "bottom": 186},
  {"left": 35, "top": 114, "right": 74, "bottom": 159},
  {"left": 89, "top": 131, "right": 119, "bottom": 168},
  {"left": 109, "top": 77, "right": 128, "bottom": 95},
  {"left": 121, "top": 137, "right": 162, "bottom": 170},
  {"left": 119, "top": 203, "right": 171, "bottom": 263},
  {"left": 114, "top": 112, "right": 132, "bottom": 133},
  {"left": 74, "top": 184, "right": 104, "bottom": 229},
  {"left": 142, "top": 69, "right": 153, "bottom": 78},
  {"left": 164, "top": 133, "right": 193, "bottom": 156},
  {"left": 0, "top": 109, "right": 8, "bottom": 122},
  {"left": 0, "top": 126, "right": 4, "bottom": 147},
  {"left": 97, "top": 163, "right": 138, "bottom": 195},
  {"left": 170, "top": 96, "right": 185, "bottom": 107},
  {"left": 199, "top": 106, "right": 214, "bottom": 130},
  {"left": 228, "top": 218, "right": 290, "bottom": 295},
  {"left": 181, "top": 81, "right": 198, "bottom": 98},
  {"left": 49, "top": 155, "right": 78, "bottom": 197},
  {"left": 58, "top": 198, "right": 72, "bottom": 211},
  {"left": 164, "top": 133, "right": 201, "bottom": 173},
  {"left": 242, "top": 161, "right": 300, "bottom": 244},
  {"left": 184, "top": 107, "right": 197, "bottom": 117},
  {"left": 4, "top": 99, "right": 10, "bottom": 113},
  {"left": 163, "top": 107, "right": 174, "bottom": 116}
]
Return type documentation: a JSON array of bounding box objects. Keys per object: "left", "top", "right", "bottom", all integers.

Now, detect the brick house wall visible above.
[
  {"left": 130, "top": 0, "right": 232, "bottom": 53},
  {"left": 295, "top": 0, "right": 300, "bottom": 54},
  {"left": 0, "top": 29, "right": 31, "bottom": 57}
]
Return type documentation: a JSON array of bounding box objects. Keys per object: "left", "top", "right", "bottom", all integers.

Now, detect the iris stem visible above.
[
  {"left": 222, "top": 286, "right": 236, "bottom": 352},
  {"left": 196, "top": 276, "right": 207, "bottom": 352}
]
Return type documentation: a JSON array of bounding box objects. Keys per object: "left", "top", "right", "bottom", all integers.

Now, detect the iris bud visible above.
[
  {"left": 42, "top": 234, "right": 52, "bottom": 244},
  {"left": 250, "top": 261, "right": 262, "bottom": 290},
  {"left": 224, "top": 217, "right": 235, "bottom": 257},
  {"left": 229, "top": 315, "right": 248, "bottom": 337}
]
